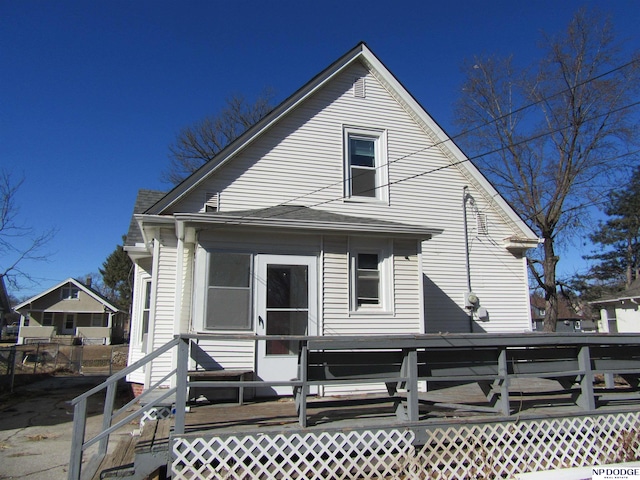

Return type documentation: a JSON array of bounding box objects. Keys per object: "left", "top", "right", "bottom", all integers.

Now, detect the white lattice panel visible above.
[
  {"left": 172, "top": 429, "right": 415, "bottom": 479},
  {"left": 412, "top": 411, "right": 640, "bottom": 479},
  {"left": 170, "top": 412, "right": 640, "bottom": 479},
  {"left": 140, "top": 406, "right": 173, "bottom": 427}
]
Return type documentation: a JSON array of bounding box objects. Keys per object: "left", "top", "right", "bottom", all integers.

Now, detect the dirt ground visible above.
[{"left": 0, "top": 373, "right": 136, "bottom": 480}]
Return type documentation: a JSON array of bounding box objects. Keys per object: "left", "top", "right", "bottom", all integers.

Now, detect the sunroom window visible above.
[{"left": 206, "top": 253, "right": 252, "bottom": 330}]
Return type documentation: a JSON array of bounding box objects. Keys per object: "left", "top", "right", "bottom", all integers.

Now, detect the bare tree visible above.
[
  {"left": 0, "top": 170, "right": 57, "bottom": 289},
  {"left": 454, "top": 9, "right": 640, "bottom": 331},
  {"left": 162, "top": 90, "right": 275, "bottom": 185}
]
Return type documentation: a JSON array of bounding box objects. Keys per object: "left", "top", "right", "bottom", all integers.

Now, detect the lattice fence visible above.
[{"left": 171, "top": 411, "right": 640, "bottom": 479}]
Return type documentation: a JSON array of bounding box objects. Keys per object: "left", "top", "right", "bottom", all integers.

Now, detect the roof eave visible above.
[{"left": 174, "top": 212, "right": 441, "bottom": 240}]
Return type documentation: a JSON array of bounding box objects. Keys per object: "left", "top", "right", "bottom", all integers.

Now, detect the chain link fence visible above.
[{"left": 0, "top": 343, "right": 129, "bottom": 393}]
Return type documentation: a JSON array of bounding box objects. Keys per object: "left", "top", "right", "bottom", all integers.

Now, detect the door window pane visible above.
[
  {"left": 267, "top": 265, "right": 308, "bottom": 308},
  {"left": 265, "top": 264, "right": 309, "bottom": 355},
  {"left": 266, "top": 311, "right": 307, "bottom": 355}
]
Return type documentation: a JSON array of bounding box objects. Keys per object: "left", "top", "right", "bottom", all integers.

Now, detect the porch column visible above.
[{"left": 106, "top": 312, "right": 113, "bottom": 345}]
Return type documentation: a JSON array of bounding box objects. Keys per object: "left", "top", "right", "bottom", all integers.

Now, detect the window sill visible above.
[
  {"left": 349, "top": 309, "right": 394, "bottom": 316},
  {"left": 343, "top": 197, "right": 389, "bottom": 205}
]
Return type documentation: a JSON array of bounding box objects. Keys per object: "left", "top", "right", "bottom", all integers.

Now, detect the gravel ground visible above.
[{"left": 0, "top": 374, "right": 136, "bottom": 480}]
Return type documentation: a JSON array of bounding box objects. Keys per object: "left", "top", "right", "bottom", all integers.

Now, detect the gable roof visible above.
[
  {"left": 14, "top": 277, "right": 121, "bottom": 312},
  {"left": 144, "top": 42, "right": 537, "bottom": 242},
  {"left": 530, "top": 294, "right": 584, "bottom": 321}
]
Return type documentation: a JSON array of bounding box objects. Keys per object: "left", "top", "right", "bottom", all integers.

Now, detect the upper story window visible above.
[
  {"left": 344, "top": 126, "right": 388, "bottom": 202},
  {"left": 62, "top": 286, "right": 79, "bottom": 300}
]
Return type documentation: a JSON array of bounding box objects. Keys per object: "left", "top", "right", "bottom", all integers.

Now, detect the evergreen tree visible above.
[
  {"left": 577, "top": 167, "right": 640, "bottom": 298},
  {"left": 100, "top": 236, "right": 133, "bottom": 313}
]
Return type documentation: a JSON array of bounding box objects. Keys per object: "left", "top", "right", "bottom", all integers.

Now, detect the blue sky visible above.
[{"left": 2, "top": 0, "right": 639, "bottom": 299}]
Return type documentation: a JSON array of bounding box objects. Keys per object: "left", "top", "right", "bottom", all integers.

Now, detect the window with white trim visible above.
[
  {"left": 344, "top": 127, "right": 388, "bottom": 201},
  {"left": 141, "top": 279, "right": 151, "bottom": 342},
  {"left": 356, "top": 253, "right": 381, "bottom": 306},
  {"left": 205, "top": 252, "right": 252, "bottom": 330},
  {"left": 350, "top": 239, "right": 392, "bottom": 312},
  {"left": 61, "top": 286, "right": 79, "bottom": 300}
]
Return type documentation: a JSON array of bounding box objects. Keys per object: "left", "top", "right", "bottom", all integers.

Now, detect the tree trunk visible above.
[{"left": 542, "top": 236, "right": 559, "bottom": 332}]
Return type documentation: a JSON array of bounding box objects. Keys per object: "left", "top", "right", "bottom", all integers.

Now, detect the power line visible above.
[{"left": 191, "top": 58, "right": 640, "bottom": 230}]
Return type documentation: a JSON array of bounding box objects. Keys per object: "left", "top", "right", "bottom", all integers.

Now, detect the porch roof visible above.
[{"left": 173, "top": 205, "right": 443, "bottom": 239}]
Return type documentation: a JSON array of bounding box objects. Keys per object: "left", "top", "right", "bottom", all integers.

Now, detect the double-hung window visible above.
[
  {"left": 62, "top": 286, "right": 79, "bottom": 300},
  {"left": 141, "top": 279, "right": 151, "bottom": 343},
  {"left": 205, "top": 252, "right": 252, "bottom": 330},
  {"left": 350, "top": 239, "right": 392, "bottom": 313},
  {"left": 356, "top": 253, "right": 381, "bottom": 306},
  {"left": 344, "top": 127, "right": 388, "bottom": 202},
  {"left": 42, "top": 312, "right": 54, "bottom": 326}
]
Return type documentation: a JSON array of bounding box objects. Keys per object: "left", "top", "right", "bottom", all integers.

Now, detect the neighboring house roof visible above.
[
  {"left": 170, "top": 205, "right": 443, "bottom": 239},
  {"left": 142, "top": 42, "right": 537, "bottom": 244},
  {"left": 0, "top": 275, "right": 11, "bottom": 315},
  {"left": 14, "top": 277, "right": 121, "bottom": 313},
  {"left": 530, "top": 294, "right": 584, "bottom": 321},
  {"left": 589, "top": 279, "right": 640, "bottom": 305},
  {"left": 125, "top": 189, "right": 166, "bottom": 247}
]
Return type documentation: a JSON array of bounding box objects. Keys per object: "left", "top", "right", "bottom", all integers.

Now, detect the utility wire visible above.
[{"left": 183, "top": 57, "right": 640, "bottom": 229}]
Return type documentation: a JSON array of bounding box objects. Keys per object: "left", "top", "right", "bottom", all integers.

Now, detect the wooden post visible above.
[
  {"left": 174, "top": 337, "right": 189, "bottom": 435},
  {"left": 298, "top": 343, "right": 308, "bottom": 427},
  {"left": 577, "top": 345, "right": 595, "bottom": 411},
  {"left": 68, "top": 398, "right": 87, "bottom": 480},
  {"left": 405, "top": 349, "right": 419, "bottom": 422},
  {"left": 98, "top": 381, "right": 117, "bottom": 455}
]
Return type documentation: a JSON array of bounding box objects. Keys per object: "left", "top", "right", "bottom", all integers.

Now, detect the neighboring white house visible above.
[
  {"left": 124, "top": 43, "right": 539, "bottom": 395},
  {"left": 14, "top": 278, "right": 126, "bottom": 345},
  {"left": 591, "top": 279, "right": 640, "bottom": 333}
]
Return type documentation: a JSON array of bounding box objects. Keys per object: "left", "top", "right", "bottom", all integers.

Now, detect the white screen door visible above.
[{"left": 256, "top": 255, "right": 317, "bottom": 395}]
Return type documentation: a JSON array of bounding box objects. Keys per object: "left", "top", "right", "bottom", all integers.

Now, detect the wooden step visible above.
[{"left": 85, "top": 436, "right": 137, "bottom": 480}]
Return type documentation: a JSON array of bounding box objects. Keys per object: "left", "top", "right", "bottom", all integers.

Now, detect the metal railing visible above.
[
  {"left": 67, "top": 332, "right": 640, "bottom": 480},
  {"left": 67, "top": 334, "right": 308, "bottom": 480}
]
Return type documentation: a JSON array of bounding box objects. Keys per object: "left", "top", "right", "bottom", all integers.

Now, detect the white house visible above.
[
  {"left": 124, "top": 43, "right": 539, "bottom": 395},
  {"left": 591, "top": 279, "right": 640, "bottom": 333}
]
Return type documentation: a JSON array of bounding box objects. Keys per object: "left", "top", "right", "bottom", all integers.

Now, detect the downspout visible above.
[{"left": 463, "top": 186, "right": 477, "bottom": 332}]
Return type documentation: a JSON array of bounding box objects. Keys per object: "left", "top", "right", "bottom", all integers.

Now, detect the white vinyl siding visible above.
[
  {"left": 166, "top": 61, "right": 531, "bottom": 333},
  {"left": 149, "top": 231, "right": 178, "bottom": 387},
  {"left": 189, "top": 338, "right": 255, "bottom": 372},
  {"left": 126, "top": 261, "right": 152, "bottom": 386}
]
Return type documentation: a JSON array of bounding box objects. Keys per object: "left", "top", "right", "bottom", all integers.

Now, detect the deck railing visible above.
[{"left": 67, "top": 332, "right": 640, "bottom": 480}]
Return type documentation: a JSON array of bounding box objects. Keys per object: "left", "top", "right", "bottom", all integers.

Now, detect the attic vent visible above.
[
  {"left": 476, "top": 212, "right": 488, "bottom": 235},
  {"left": 353, "top": 77, "right": 366, "bottom": 98},
  {"left": 204, "top": 192, "right": 220, "bottom": 213}
]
